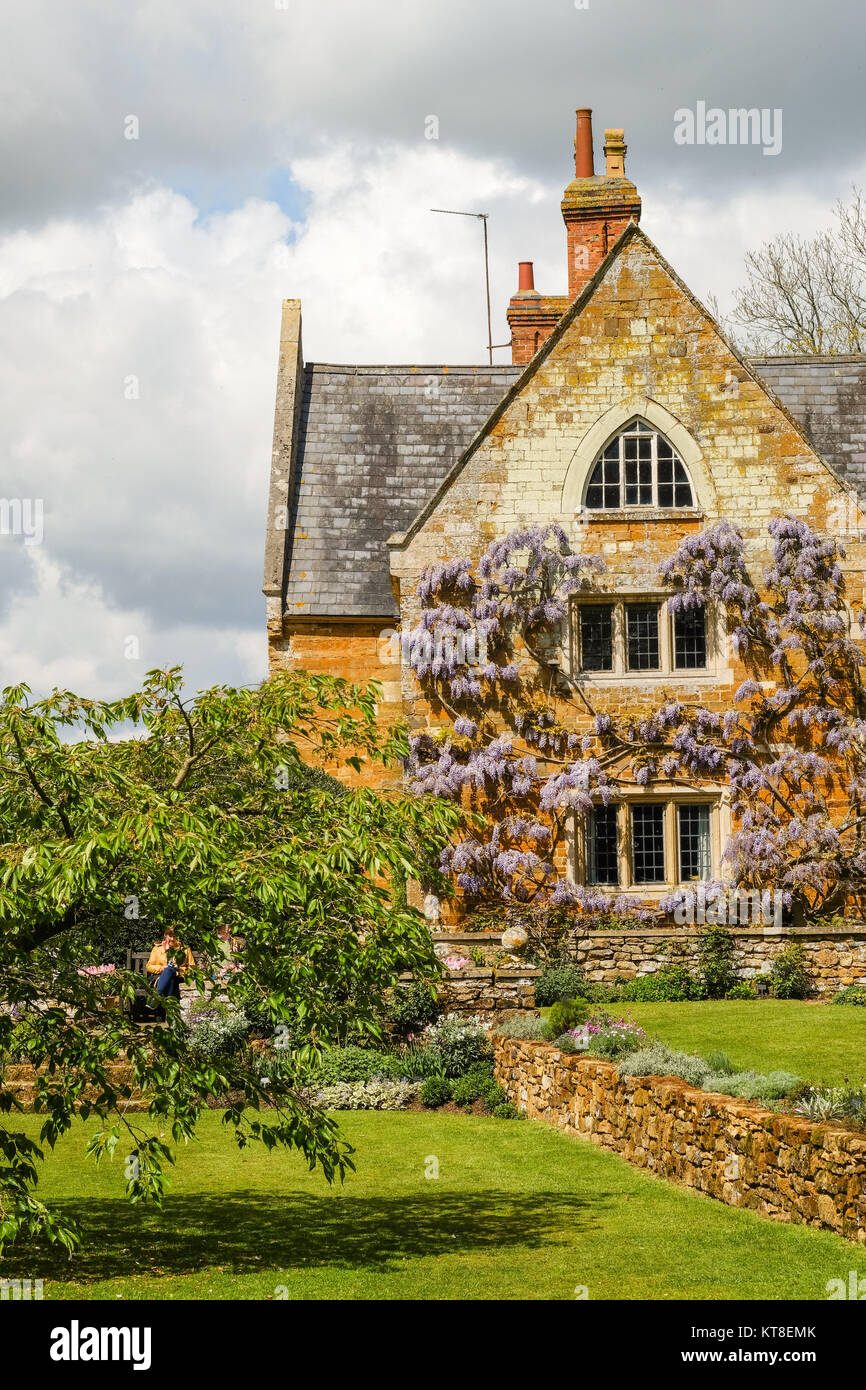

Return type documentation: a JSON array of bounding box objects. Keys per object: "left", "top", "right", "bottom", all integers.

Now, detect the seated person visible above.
[{"left": 146, "top": 929, "right": 195, "bottom": 1002}]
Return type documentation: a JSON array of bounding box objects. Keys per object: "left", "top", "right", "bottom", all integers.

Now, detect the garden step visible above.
[{"left": 4, "top": 1080, "right": 148, "bottom": 1113}]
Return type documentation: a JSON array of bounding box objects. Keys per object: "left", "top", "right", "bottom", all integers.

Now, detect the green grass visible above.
[
  {"left": 3, "top": 1109, "right": 864, "bottom": 1301},
  {"left": 618, "top": 1001, "right": 866, "bottom": 1085}
]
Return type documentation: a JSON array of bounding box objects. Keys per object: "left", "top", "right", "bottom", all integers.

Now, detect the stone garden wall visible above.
[
  {"left": 435, "top": 925, "right": 866, "bottom": 1000},
  {"left": 398, "top": 966, "right": 540, "bottom": 1021},
  {"left": 567, "top": 925, "right": 866, "bottom": 996},
  {"left": 494, "top": 1038, "right": 866, "bottom": 1243}
]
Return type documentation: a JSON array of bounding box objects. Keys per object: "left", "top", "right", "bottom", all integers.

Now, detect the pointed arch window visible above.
[{"left": 584, "top": 419, "right": 694, "bottom": 510}]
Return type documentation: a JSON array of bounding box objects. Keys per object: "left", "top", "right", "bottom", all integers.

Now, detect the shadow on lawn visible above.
[{"left": 8, "top": 1189, "right": 600, "bottom": 1282}]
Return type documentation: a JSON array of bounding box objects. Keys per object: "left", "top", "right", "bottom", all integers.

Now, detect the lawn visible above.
[
  {"left": 3, "top": 1109, "right": 865, "bottom": 1301},
  {"left": 618, "top": 1000, "right": 866, "bottom": 1085}
]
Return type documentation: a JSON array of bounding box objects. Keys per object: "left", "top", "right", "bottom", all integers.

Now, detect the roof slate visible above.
[
  {"left": 284, "top": 364, "right": 521, "bottom": 618},
  {"left": 281, "top": 354, "right": 866, "bottom": 619},
  {"left": 749, "top": 356, "right": 866, "bottom": 491}
]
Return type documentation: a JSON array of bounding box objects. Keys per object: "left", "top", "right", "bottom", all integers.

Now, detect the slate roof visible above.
[
  {"left": 281, "top": 354, "right": 866, "bottom": 620},
  {"left": 284, "top": 364, "right": 521, "bottom": 618},
  {"left": 749, "top": 356, "right": 866, "bottom": 491}
]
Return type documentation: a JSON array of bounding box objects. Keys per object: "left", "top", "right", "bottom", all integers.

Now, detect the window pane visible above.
[
  {"left": 586, "top": 425, "right": 693, "bottom": 512},
  {"left": 678, "top": 804, "right": 711, "bottom": 881},
  {"left": 585, "top": 460, "right": 605, "bottom": 509},
  {"left": 626, "top": 603, "right": 660, "bottom": 670},
  {"left": 587, "top": 805, "right": 619, "bottom": 885},
  {"left": 579, "top": 604, "right": 614, "bottom": 671},
  {"left": 625, "top": 458, "right": 652, "bottom": 505},
  {"left": 673, "top": 459, "right": 693, "bottom": 507},
  {"left": 631, "top": 805, "right": 666, "bottom": 883},
  {"left": 673, "top": 606, "right": 707, "bottom": 668}
]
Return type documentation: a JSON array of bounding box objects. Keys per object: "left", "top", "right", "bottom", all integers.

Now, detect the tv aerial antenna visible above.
[{"left": 430, "top": 208, "right": 497, "bottom": 364}]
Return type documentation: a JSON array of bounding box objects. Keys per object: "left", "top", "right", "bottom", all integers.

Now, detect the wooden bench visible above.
[{"left": 125, "top": 949, "right": 156, "bottom": 1021}]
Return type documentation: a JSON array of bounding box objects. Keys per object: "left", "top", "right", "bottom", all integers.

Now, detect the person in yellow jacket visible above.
[{"left": 146, "top": 929, "right": 195, "bottom": 1002}]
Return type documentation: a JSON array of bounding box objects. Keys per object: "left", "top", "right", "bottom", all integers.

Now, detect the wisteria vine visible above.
[{"left": 403, "top": 517, "right": 866, "bottom": 921}]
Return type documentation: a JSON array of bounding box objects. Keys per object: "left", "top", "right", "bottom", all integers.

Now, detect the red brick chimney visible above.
[
  {"left": 506, "top": 262, "right": 569, "bottom": 366},
  {"left": 507, "top": 107, "right": 641, "bottom": 365},
  {"left": 561, "top": 111, "right": 641, "bottom": 298}
]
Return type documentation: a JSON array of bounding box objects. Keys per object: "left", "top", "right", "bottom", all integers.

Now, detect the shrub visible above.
[
  {"left": 422, "top": 1013, "right": 490, "bottom": 1077},
  {"left": 550, "top": 1032, "right": 579, "bottom": 1053},
  {"left": 311, "top": 1045, "right": 392, "bottom": 1085},
  {"left": 451, "top": 1062, "right": 494, "bottom": 1106},
  {"left": 794, "top": 1083, "right": 866, "bottom": 1124},
  {"left": 620, "top": 1045, "right": 710, "bottom": 1088},
  {"left": 725, "top": 981, "right": 757, "bottom": 1000},
  {"left": 579, "top": 980, "right": 621, "bottom": 1004},
  {"left": 535, "top": 965, "right": 588, "bottom": 1007},
  {"left": 544, "top": 997, "right": 590, "bottom": 1038},
  {"left": 187, "top": 1002, "right": 250, "bottom": 1058},
  {"left": 832, "top": 986, "right": 866, "bottom": 1006},
  {"left": 420, "top": 1075, "right": 452, "bottom": 1108},
  {"left": 770, "top": 943, "right": 813, "bottom": 1000},
  {"left": 312, "top": 1079, "right": 420, "bottom": 1110},
  {"left": 703, "top": 1070, "right": 802, "bottom": 1101},
  {"left": 481, "top": 1082, "right": 507, "bottom": 1110},
  {"left": 387, "top": 982, "right": 440, "bottom": 1036},
  {"left": 704, "top": 1049, "right": 736, "bottom": 1075},
  {"left": 619, "top": 965, "right": 703, "bottom": 1002},
  {"left": 578, "top": 1012, "right": 648, "bottom": 1059},
  {"left": 490, "top": 1012, "right": 548, "bottom": 1040},
  {"left": 698, "top": 928, "right": 737, "bottom": 999},
  {"left": 493, "top": 1102, "right": 520, "bottom": 1119},
  {"left": 450, "top": 1074, "right": 479, "bottom": 1107}
]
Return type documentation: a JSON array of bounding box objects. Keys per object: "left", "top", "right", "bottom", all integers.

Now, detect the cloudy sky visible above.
[{"left": 1, "top": 0, "right": 864, "bottom": 699}]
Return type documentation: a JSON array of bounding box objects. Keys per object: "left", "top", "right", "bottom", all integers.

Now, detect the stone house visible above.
[{"left": 263, "top": 107, "right": 866, "bottom": 907}]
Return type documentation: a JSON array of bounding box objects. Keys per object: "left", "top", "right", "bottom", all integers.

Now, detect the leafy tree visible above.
[
  {"left": 403, "top": 517, "right": 866, "bottom": 922},
  {"left": 0, "top": 668, "right": 460, "bottom": 1254}
]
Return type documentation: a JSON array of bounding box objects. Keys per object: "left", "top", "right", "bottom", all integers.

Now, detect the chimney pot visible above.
[
  {"left": 517, "top": 261, "right": 536, "bottom": 293},
  {"left": 604, "top": 128, "right": 627, "bottom": 178},
  {"left": 574, "top": 108, "right": 594, "bottom": 178}
]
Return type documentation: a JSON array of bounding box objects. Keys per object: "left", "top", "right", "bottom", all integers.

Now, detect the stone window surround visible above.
[
  {"left": 567, "top": 591, "right": 727, "bottom": 684},
  {"left": 561, "top": 395, "right": 719, "bottom": 519},
  {"left": 568, "top": 786, "right": 733, "bottom": 899}
]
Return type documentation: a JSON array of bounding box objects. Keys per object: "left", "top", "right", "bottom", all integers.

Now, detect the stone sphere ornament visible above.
[{"left": 501, "top": 925, "right": 529, "bottom": 955}]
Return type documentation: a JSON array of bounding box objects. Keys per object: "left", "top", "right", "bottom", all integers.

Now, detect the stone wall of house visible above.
[
  {"left": 267, "top": 618, "right": 403, "bottom": 788},
  {"left": 564, "top": 925, "right": 866, "bottom": 996},
  {"left": 494, "top": 1038, "right": 866, "bottom": 1243},
  {"left": 390, "top": 230, "right": 866, "bottom": 740}
]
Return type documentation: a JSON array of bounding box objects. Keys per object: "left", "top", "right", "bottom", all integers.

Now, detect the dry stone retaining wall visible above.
[{"left": 494, "top": 1038, "right": 866, "bottom": 1243}]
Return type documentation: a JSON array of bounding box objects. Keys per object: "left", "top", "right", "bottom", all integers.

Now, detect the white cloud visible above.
[{"left": 0, "top": 136, "right": 862, "bottom": 697}]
